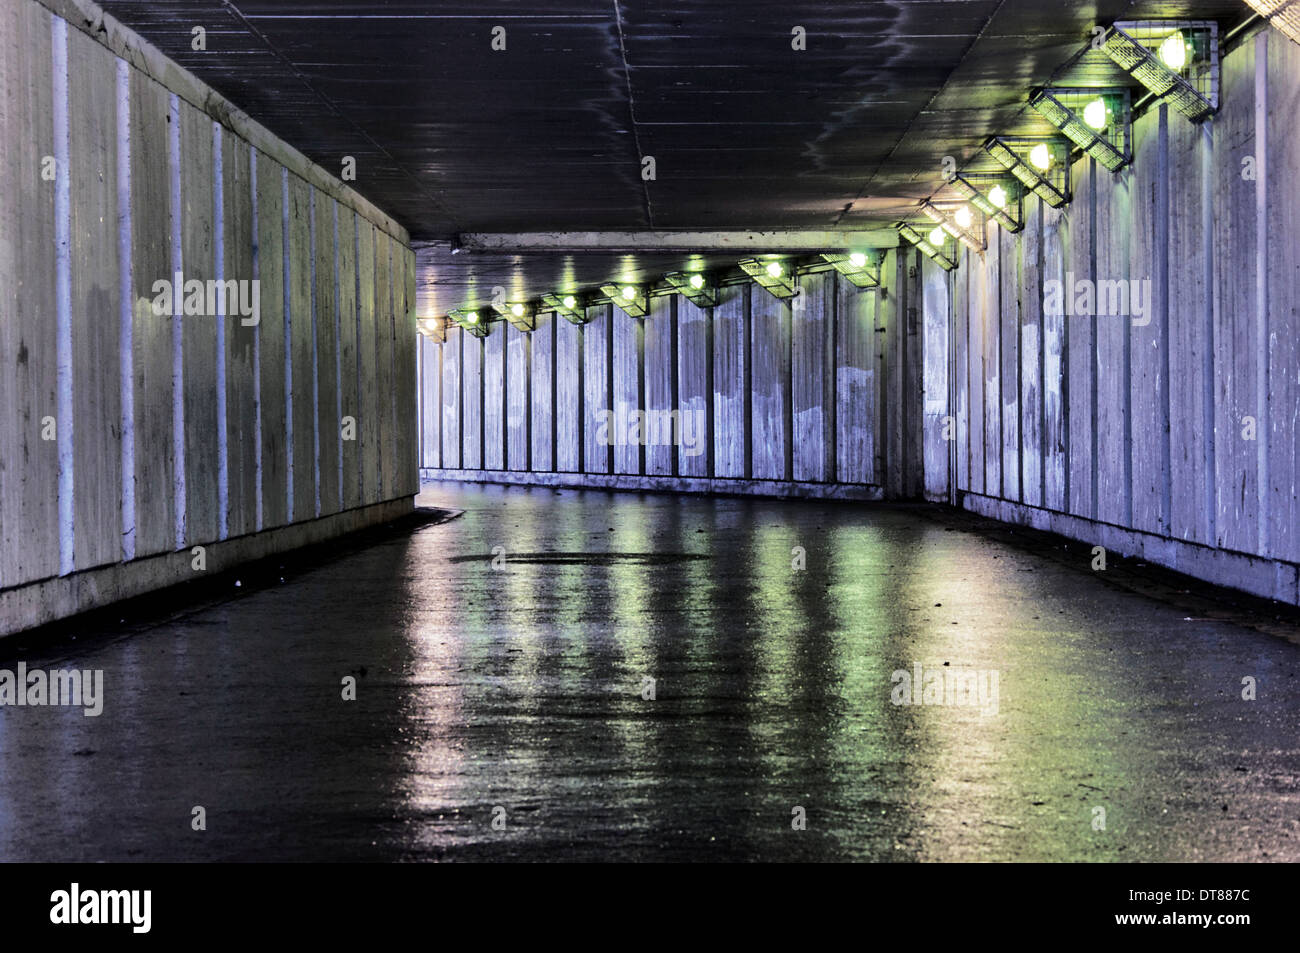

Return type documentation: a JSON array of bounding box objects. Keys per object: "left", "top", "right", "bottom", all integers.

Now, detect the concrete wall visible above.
[
  {"left": 928, "top": 23, "right": 1300, "bottom": 605},
  {"left": 0, "top": 0, "right": 419, "bottom": 636},
  {"left": 419, "top": 252, "right": 930, "bottom": 500}
]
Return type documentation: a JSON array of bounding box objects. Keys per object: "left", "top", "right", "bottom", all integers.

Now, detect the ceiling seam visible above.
[
  {"left": 612, "top": 0, "right": 654, "bottom": 228},
  {"left": 831, "top": 0, "right": 1011, "bottom": 227}
]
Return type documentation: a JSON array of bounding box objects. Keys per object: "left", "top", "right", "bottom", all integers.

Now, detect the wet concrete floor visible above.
[{"left": 1, "top": 480, "right": 1298, "bottom": 861}]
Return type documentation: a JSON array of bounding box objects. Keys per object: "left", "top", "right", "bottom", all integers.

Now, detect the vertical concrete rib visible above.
[
  {"left": 309, "top": 194, "right": 320, "bottom": 516},
  {"left": 117, "top": 57, "right": 135, "bottom": 560},
  {"left": 1088, "top": 157, "right": 1099, "bottom": 522},
  {"left": 1255, "top": 31, "right": 1270, "bottom": 555},
  {"left": 334, "top": 202, "right": 344, "bottom": 511},
  {"left": 282, "top": 168, "right": 293, "bottom": 521},
  {"left": 52, "top": 15, "right": 74, "bottom": 573},
  {"left": 1157, "top": 107, "right": 1172, "bottom": 536},
  {"left": 251, "top": 148, "right": 263, "bottom": 531},
  {"left": 169, "top": 93, "right": 186, "bottom": 548},
  {"left": 1199, "top": 125, "right": 1216, "bottom": 546},
  {"left": 213, "top": 121, "right": 228, "bottom": 539}
]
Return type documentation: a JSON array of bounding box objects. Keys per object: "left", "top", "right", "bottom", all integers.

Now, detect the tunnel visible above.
[{"left": 0, "top": 0, "right": 1298, "bottom": 900}]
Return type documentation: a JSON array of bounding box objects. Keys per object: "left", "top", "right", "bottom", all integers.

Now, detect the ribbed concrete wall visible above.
[
  {"left": 0, "top": 0, "right": 419, "bottom": 636},
  {"left": 935, "top": 23, "right": 1300, "bottom": 605},
  {"left": 419, "top": 252, "right": 930, "bottom": 500}
]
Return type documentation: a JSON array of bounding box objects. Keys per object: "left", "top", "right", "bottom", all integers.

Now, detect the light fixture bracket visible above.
[
  {"left": 921, "top": 200, "right": 987, "bottom": 254},
  {"left": 600, "top": 283, "right": 649, "bottom": 318},
  {"left": 448, "top": 309, "right": 491, "bottom": 338},
  {"left": 1244, "top": 2, "right": 1300, "bottom": 46},
  {"left": 738, "top": 258, "right": 798, "bottom": 299},
  {"left": 1029, "top": 86, "right": 1132, "bottom": 172},
  {"left": 948, "top": 172, "right": 1024, "bottom": 233},
  {"left": 664, "top": 271, "right": 720, "bottom": 307},
  {"left": 1102, "top": 21, "right": 1219, "bottom": 123},
  {"left": 492, "top": 301, "right": 537, "bottom": 332},
  {"left": 819, "top": 253, "right": 882, "bottom": 289},
  {"left": 418, "top": 317, "right": 447, "bottom": 343},
  {"left": 896, "top": 223, "right": 958, "bottom": 271},
  {"left": 541, "top": 292, "right": 594, "bottom": 325},
  {"left": 983, "top": 136, "right": 1072, "bottom": 208}
]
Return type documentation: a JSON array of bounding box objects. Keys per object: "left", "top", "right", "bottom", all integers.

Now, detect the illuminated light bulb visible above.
[
  {"left": 1029, "top": 143, "right": 1052, "bottom": 171},
  {"left": 954, "top": 206, "right": 973, "bottom": 229},
  {"left": 928, "top": 227, "right": 946, "bottom": 247},
  {"left": 562, "top": 295, "right": 576, "bottom": 309},
  {"left": 765, "top": 262, "right": 783, "bottom": 278},
  {"left": 849, "top": 252, "right": 867, "bottom": 268},
  {"left": 989, "top": 185, "right": 1008, "bottom": 209},
  {"left": 1158, "top": 31, "right": 1187, "bottom": 71},
  {"left": 621, "top": 285, "right": 636, "bottom": 299},
  {"left": 510, "top": 303, "right": 524, "bottom": 316},
  {"left": 465, "top": 311, "right": 479, "bottom": 324},
  {"left": 1084, "top": 97, "right": 1108, "bottom": 131},
  {"left": 689, "top": 274, "right": 705, "bottom": 289}
]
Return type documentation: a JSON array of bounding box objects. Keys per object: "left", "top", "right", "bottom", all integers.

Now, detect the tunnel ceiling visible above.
[{"left": 97, "top": 0, "right": 1251, "bottom": 314}]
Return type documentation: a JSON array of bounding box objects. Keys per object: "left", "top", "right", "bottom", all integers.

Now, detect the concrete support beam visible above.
[{"left": 455, "top": 230, "right": 900, "bottom": 253}]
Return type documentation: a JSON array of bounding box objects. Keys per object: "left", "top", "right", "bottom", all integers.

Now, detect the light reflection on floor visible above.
[{"left": 0, "top": 480, "right": 1297, "bottom": 861}]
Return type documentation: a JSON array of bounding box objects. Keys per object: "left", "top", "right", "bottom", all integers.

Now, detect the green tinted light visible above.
[
  {"left": 1158, "top": 31, "right": 1187, "bottom": 71},
  {"left": 1084, "top": 97, "right": 1108, "bottom": 130}
]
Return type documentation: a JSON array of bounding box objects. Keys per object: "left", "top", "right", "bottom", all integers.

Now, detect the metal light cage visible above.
[
  {"left": 819, "top": 253, "right": 881, "bottom": 289},
  {"left": 738, "top": 258, "right": 798, "bottom": 299},
  {"left": 664, "top": 271, "right": 720, "bottom": 307},
  {"left": 448, "top": 308, "right": 491, "bottom": 337},
  {"left": 921, "top": 200, "right": 987, "bottom": 254},
  {"left": 1245, "top": 1, "right": 1300, "bottom": 45},
  {"left": 983, "top": 136, "right": 1072, "bottom": 208},
  {"left": 949, "top": 172, "right": 1023, "bottom": 233},
  {"left": 1102, "top": 21, "right": 1219, "bottom": 122},
  {"left": 418, "top": 317, "right": 446, "bottom": 343},
  {"left": 492, "top": 301, "right": 537, "bottom": 332},
  {"left": 541, "top": 292, "right": 592, "bottom": 325},
  {"left": 600, "top": 283, "right": 649, "bottom": 317},
  {"left": 897, "top": 223, "right": 958, "bottom": 272},
  {"left": 1030, "top": 87, "right": 1132, "bottom": 172}
]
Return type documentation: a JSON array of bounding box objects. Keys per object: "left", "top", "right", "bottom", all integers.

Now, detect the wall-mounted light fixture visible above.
[
  {"left": 600, "top": 282, "right": 649, "bottom": 318},
  {"left": 738, "top": 258, "right": 798, "bottom": 299},
  {"left": 983, "top": 136, "right": 1072, "bottom": 208},
  {"left": 448, "top": 308, "right": 491, "bottom": 337},
  {"left": 897, "top": 223, "right": 958, "bottom": 271},
  {"left": 418, "top": 317, "right": 446, "bottom": 343},
  {"left": 819, "top": 252, "right": 881, "bottom": 289},
  {"left": 921, "top": 200, "right": 986, "bottom": 254},
  {"left": 1029, "top": 87, "right": 1132, "bottom": 172},
  {"left": 948, "top": 172, "right": 1023, "bottom": 233},
  {"left": 664, "top": 271, "right": 720, "bottom": 307},
  {"left": 1100, "top": 21, "right": 1219, "bottom": 122},
  {"left": 492, "top": 300, "right": 537, "bottom": 332},
  {"left": 1244, "top": 1, "right": 1300, "bottom": 45},
  {"left": 541, "top": 292, "right": 592, "bottom": 325}
]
